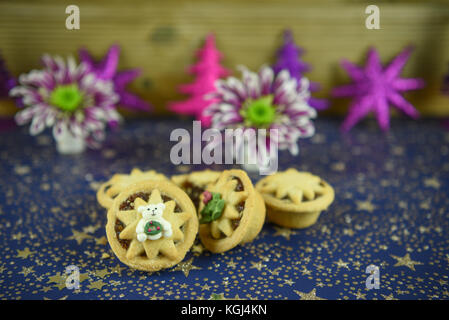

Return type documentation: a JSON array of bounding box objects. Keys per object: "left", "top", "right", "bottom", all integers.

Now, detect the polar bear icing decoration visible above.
[{"left": 136, "top": 203, "right": 173, "bottom": 242}]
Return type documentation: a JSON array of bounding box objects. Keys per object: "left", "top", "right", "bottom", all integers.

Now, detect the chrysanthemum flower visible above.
[
  {"left": 205, "top": 65, "right": 316, "bottom": 156},
  {"left": 10, "top": 54, "right": 120, "bottom": 149}
]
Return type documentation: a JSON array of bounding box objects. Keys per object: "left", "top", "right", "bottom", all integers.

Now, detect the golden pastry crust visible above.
[
  {"left": 105, "top": 181, "right": 198, "bottom": 272},
  {"left": 97, "top": 168, "right": 168, "bottom": 209},
  {"left": 256, "top": 168, "right": 334, "bottom": 229},
  {"left": 198, "top": 169, "right": 265, "bottom": 253},
  {"left": 171, "top": 170, "right": 221, "bottom": 207}
]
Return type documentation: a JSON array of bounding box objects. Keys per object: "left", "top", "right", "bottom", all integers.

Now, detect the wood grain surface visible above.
[{"left": 0, "top": 0, "right": 448, "bottom": 117}]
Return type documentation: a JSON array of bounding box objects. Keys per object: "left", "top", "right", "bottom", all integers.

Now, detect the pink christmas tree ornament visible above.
[
  {"left": 332, "top": 47, "right": 425, "bottom": 132},
  {"left": 168, "top": 34, "right": 230, "bottom": 127}
]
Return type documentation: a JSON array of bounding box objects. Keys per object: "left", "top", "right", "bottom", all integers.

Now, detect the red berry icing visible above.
[{"left": 202, "top": 191, "right": 212, "bottom": 204}]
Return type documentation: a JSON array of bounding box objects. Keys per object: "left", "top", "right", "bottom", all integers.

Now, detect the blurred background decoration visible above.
[{"left": 0, "top": 0, "right": 448, "bottom": 117}]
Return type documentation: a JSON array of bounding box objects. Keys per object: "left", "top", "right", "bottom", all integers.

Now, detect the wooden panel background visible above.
[{"left": 0, "top": 0, "right": 448, "bottom": 117}]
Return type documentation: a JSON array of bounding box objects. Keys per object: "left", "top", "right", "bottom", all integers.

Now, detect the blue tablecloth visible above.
[{"left": 0, "top": 117, "right": 448, "bottom": 300}]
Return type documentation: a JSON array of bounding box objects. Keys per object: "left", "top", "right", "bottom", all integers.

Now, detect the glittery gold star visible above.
[
  {"left": 82, "top": 224, "right": 100, "bottom": 234},
  {"left": 12, "top": 232, "right": 26, "bottom": 241},
  {"left": 356, "top": 200, "right": 376, "bottom": 212},
  {"left": 95, "top": 236, "right": 108, "bottom": 245},
  {"left": 226, "top": 259, "right": 237, "bottom": 269},
  {"left": 354, "top": 290, "right": 366, "bottom": 300},
  {"left": 269, "top": 267, "right": 282, "bottom": 276},
  {"left": 110, "top": 264, "right": 125, "bottom": 276},
  {"left": 391, "top": 253, "right": 423, "bottom": 271},
  {"left": 334, "top": 259, "right": 350, "bottom": 270},
  {"left": 438, "top": 279, "right": 448, "bottom": 286},
  {"left": 424, "top": 178, "right": 440, "bottom": 189},
  {"left": 201, "top": 284, "right": 211, "bottom": 291},
  {"left": 171, "top": 258, "right": 201, "bottom": 277},
  {"left": 41, "top": 286, "right": 52, "bottom": 293},
  {"left": 19, "top": 266, "right": 35, "bottom": 276},
  {"left": 16, "top": 248, "right": 34, "bottom": 259},
  {"left": 294, "top": 288, "right": 326, "bottom": 300},
  {"left": 67, "top": 229, "right": 93, "bottom": 244},
  {"left": 209, "top": 293, "right": 225, "bottom": 300},
  {"left": 94, "top": 268, "right": 109, "bottom": 279},
  {"left": 47, "top": 273, "right": 64, "bottom": 284},
  {"left": 87, "top": 280, "right": 107, "bottom": 290},
  {"left": 381, "top": 293, "right": 398, "bottom": 300},
  {"left": 284, "top": 279, "right": 295, "bottom": 286},
  {"left": 273, "top": 227, "right": 295, "bottom": 240},
  {"left": 250, "top": 261, "right": 265, "bottom": 271},
  {"left": 301, "top": 267, "right": 311, "bottom": 275}
]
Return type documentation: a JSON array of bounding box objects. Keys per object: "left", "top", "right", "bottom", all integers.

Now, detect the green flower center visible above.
[
  {"left": 49, "top": 84, "right": 83, "bottom": 112},
  {"left": 242, "top": 95, "right": 276, "bottom": 127}
]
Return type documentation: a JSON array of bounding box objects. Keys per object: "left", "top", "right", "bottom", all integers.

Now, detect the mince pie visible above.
[
  {"left": 105, "top": 180, "right": 198, "bottom": 271},
  {"left": 171, "top": 170, "right": 221, "bottom": 208},
  {"left": 255, "top": 168, "right": 334, "bottom": 229},
  {"left": 197, "top": 169, "right": 265, "bottom": 253},
  {"left": 97, "top": 168, "right": 168, "bottom": 209}
]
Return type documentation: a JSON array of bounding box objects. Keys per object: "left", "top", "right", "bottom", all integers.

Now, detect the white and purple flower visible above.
[
  {"left": 205, "top": 65, "right": 316, "bottom": 156},
  {"left": 10, "top": 54, "right": 120, "bottom": 151}
]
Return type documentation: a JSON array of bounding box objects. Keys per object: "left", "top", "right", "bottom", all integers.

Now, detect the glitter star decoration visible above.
[
  {"left": 332, "top": 47, "right": 425, "bottom": 132},
  {"left": 79, "top": 44, "right": 152, "bottom": 112}
]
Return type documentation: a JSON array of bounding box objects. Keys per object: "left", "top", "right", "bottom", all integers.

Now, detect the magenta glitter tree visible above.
[
  {"left": 443, "top": 64, "right": 449, "bottom": 96},
  {"left": 0, "top": 52, "right": 16, "bottom": 99},
  {"left": 168, "top": 34, "right": 230, "bottom": 127},
  {"left": 273, "top": 30, "right": 328, "bottom": 110},
  {"left": 79, "top": 45, "right": 152, "bottom": 113},
  {"left": 442, "top": 64, "right": 449, "bottom": 130},
  {"left": 332, "top": 46, "right": 425, "bottom": 132}
]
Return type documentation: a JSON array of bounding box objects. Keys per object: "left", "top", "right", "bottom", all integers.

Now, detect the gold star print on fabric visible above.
[
  {"left": 391, "top": 253, "right": 423, "bottom": 271},
  {"left": 117, "top": 189, "right": 190, "bottom": 261},
  {"left": 258, "top": 169, "right": 325, "bottom": 204},
  {"left": 16, "top": 248, "right": 34, "bottom": 259},
  {"left": 294, "top": 288, "right": 326, "bottom": 300},
  {"left": 67, "top": 229, "right": 93, "bottom": 244},
  {"left": 171, "top": 257, "right": 201, "bottom": 277},
  {"left": 205, "top": 175, "right": 248, "bottom": 239}
]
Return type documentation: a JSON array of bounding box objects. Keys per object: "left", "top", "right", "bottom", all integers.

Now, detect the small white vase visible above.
[
  {"left": 55, "top": 130, "right": 86, "bottom": 154},
  {"left": 240, "top": 140, "right": 276, "bottom": 175}
]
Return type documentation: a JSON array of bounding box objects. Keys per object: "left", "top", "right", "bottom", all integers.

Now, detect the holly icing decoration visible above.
[
  {"left": 200, "top": 192, "right": 225, "bottom": 224},
  {"left": 144, "top": 220, "right": 163, "bottom": 236}
]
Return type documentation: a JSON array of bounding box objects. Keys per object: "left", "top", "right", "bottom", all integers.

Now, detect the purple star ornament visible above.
[
  {"left": 79, "top": 45, "right": 152, "bottom": 112},
  {"left": 332, "top": 47, "right": 425, "bottom": 132}
]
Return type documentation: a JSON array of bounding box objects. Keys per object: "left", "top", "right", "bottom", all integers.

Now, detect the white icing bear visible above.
[{"left": 136, "top": 203, "right": 173, "bottom": 242}]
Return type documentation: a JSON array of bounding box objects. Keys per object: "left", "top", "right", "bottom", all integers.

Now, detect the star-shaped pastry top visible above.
[
  {"left": 103, "top": 169, "right": 167, "bottom": 199},
  {"left": 332, "top": 47, "right": 425, "bottom": 132},
  {"left": 391, "top": 253, "right": 423, "bottom": 271},
  {"left": 202, "top": 175, "right": 248, "bottom": 239},
  {"left": 117, "top": 189, "right": 190, "bottom": 261},
  {"left": 258, "top": 169, "right": 325, "bottom": 204}
]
